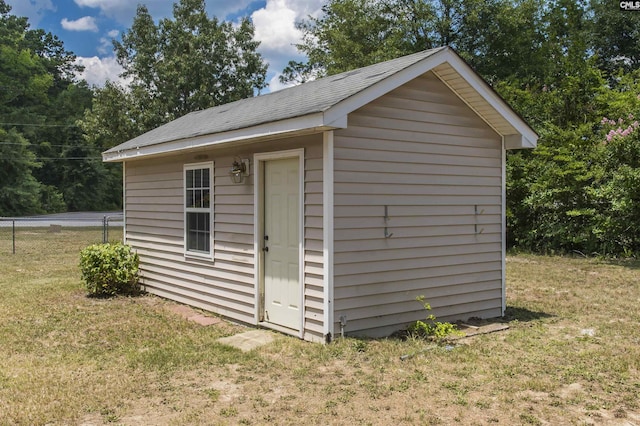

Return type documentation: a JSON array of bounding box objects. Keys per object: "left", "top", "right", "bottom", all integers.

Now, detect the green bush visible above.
[{"left": 79, "top": 242, "right": 140, "bottom": 296}]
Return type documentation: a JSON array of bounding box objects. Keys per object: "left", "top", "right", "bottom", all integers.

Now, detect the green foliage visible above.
[
  {"left": 506, "top": 69, "right": 640, "bottom": 256},
  {"left": 0, "top": 0, "right": 110, "bottom": 215},
  {"left": 288, "top": 0, "right": 640, "bottom": 258},
  {"left": 507, "top": 124, "right": 603, "bottom": 253},
  {"left": 79, "top": 243, "right": 140, "bottom": 297},
  {"left": 294, "top": 0, "right": 404, "bottom": 77},
  {"left": 286, "top": 0, "right": 552, "bottom": 84},
  {"left": 279, "top": 60, "right": 320, "bottom": 85},
  {"left": 592, "top": 117, "right": 640, "bottom": 254},
  {"left": 288, "top": 0, "right": 640, "bottom": 256},
  {"left": 30, "top": 81, "right": 116, "bottom": 212},
  {"left": 81, "top": 0, "right": 267, "bottom": 154},
  {"left": 408, "top": 296, "right": 464, "bottom": 341},
  {"left": 0, "top": 128, "right": 44, "bottom": 216},
  {"left": 1, "top": 0, "right": 268, "bottom": 216},
  {"left": 589, "top": 0, "right": 640, "bottom": 74}
]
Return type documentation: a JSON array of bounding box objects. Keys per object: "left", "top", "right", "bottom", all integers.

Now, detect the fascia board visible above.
[
  {"left": 441, "top": 55, "right": 539, "bottom": 148},
  {"left": 102, "top": 112, "right": 345, "bottom": 162},
  {"left": 504, "top": 134, "right": 536, "bottom": 150}
]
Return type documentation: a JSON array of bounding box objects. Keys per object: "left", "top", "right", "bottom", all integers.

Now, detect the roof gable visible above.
[{"left": 104, "top": 47, "right": 537, "bottom": 162}]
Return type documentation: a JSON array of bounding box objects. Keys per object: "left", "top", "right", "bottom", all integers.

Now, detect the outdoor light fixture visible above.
[{"left": 230, "top": 158, "right": 249, "bottom": 184}]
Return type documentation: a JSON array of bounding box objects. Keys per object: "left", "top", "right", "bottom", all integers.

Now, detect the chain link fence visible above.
[{"left": 0, "top": 212, "right": 123, "bottom": 255}]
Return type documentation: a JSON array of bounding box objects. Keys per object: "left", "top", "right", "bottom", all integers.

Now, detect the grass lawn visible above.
[{"left": 1, "top": 229, "right": 639, "bottom": 425}]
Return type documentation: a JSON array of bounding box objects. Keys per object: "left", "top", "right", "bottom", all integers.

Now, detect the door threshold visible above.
[{"left": 259, "top": 321, "right": 300, "bottom": 338}]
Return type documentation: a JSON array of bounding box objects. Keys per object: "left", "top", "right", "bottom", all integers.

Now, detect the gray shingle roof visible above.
[{"left": 104, "top": 47, "right": 446, "bottom": 154}]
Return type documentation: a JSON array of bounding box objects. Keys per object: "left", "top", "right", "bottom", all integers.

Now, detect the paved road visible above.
[{"left": 0, "top": 211, "right": 124, "bottom": 227}]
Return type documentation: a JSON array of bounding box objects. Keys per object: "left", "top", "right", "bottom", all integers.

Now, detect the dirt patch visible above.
[
  {"left": 455, "top": 320, "right": 510, "bottom": 338},
  {"left": 165, "top": 302, "right": 223, "bottom": 326},
  {"left": 582, "top": 408, "right": 640, "bottom": 425},
  {"left": 558, "top": 382, "right": 584, "bottom": 399},
  {"left": 506, "top": 256, "right": 540, "bottom": 264}
]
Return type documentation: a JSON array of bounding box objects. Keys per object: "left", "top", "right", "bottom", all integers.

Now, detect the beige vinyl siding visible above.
[
  {"left": 124, "top": 134, "right": 324, "bottom": 340},
  {"left": 303, "top": 139, "right": 325, "bottom": 341},
  {"left": 125, "top": 153, "right": 256, "bottom": 324},
  {"left": 333, "top": 71, "right": 503, "bottom": 337}
]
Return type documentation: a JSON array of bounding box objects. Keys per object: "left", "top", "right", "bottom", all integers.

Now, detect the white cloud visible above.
[
  {"left": 251, "top": 0, "right": 324, "bottom": 91},
  {"left": 252, "top": 0, "right": 324, "bottom": 54},
  {"left": 253, "top": 0, "right": 301, "bottom": 55},
  {"left": 97, "top": 37, "right": 110, "bottom": 55},
  {"left": 74, "top": 55, "right": 129, "bottom": 87},
  {"left": 5, "top": 0, "right": 55, "bottom": 26},
  {"left": 61, "top": 16, "right": 99, "bottom": 32},
  {"left": 97, "top": 30, "right": 119, "bottom": 55}
]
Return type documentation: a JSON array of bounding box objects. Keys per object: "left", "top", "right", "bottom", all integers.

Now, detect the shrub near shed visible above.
[{"left": 79, "top": 243, "right": 140, "bottom": 296}]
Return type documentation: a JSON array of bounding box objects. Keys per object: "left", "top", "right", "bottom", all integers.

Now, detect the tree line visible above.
[
  {"left": 0, "top": 0, "right": 266, "bottom": 216},
  {"left": 284, "top": 0, "right": 640, "bottom": 256},
  {"left": 1, "top": 0, "right": 639, "bottom": 256}
]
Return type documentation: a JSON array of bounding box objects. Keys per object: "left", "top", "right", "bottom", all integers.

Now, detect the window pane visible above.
[
  {"left": 197, "top": 232, "right": 205, "bottom": 252},
  {"left": 203, "top": 189, "right": 210, "bottom": 208},
  {"left": 188, "top": 230, "right": 198, "bottom": 250},
  {"left": 202, "top": 168, "right": 210, "bottom": 188},
  {"left": 186, "top": 212, "right": 210, "bottom": 253},
  {"left": 186, "top": 169, "right": 194, "bottom": 189}
]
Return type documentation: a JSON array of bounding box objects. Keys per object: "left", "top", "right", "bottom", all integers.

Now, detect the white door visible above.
[{"left": 263, "top": 157, "right": 301, "bottom": 330}]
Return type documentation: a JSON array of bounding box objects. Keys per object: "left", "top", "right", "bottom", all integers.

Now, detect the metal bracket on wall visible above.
[
  {"left": 384, "top": 205, "right": 393, "bottom": 238},
  {"left": 474, "top": 204, "right": 485, "bottom": 234}
]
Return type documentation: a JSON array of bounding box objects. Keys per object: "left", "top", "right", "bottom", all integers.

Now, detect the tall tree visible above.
[
  {"left": 0, "top": 1, "right": 50, "bottom": 215},
  {"left": 0, "top": 0, "right": 106, "bottom": 215},
  {"left": 80, "top": 0, "right": 268, "bottom": 213},
  {"left": 589, "top": 0, "right": 640, "bottom": 75},
  {"left": 0, "top": 128, "right": 43, "bottom": 215},
  {"left": 89, "top": 0, "right": 268, "bottom": 142},
  {"left": 286, "top": 0, "right": 640, "bottom": 256},
  {"left": 286, "top": 0, "right": 549, "bottom": 84},
  {"left": 294, "top": 0, "right": 402, "bottom": 77}
]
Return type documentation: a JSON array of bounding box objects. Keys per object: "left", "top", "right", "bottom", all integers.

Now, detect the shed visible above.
[{"left": 103, "top": 47, "right": 537, "bottom": 342}]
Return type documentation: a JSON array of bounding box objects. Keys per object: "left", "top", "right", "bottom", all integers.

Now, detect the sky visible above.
[{"left": 6, "top": 0, "right": 325, "bottom": 92}]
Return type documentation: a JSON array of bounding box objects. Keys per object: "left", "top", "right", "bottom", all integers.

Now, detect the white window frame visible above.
[{"left": 184, "top": 162, "right": 214, "bottom": 260}]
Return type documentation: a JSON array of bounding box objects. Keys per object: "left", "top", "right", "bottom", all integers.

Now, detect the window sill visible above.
[{"left": 184, "top": 252, "right": 214, "bottom": 263}]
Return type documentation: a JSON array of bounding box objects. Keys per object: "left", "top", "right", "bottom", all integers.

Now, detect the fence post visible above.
[
  {"left": 12, "top": 220, "right": 15, "bottom": 254},
  {"left": 102, "top": 216, "right": 107, "bottom": 243}
]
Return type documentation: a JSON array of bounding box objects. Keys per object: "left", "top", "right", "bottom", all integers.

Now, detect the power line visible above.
[
  {"left": 0, "top": 122, "right": 79, "bottom": 127},
  {"left": 0, "top": 142, "right": 98, "bottom": 148},
  {"left": 0, "top": 156, "right": 102, "bottom": 160},
  {"left": 35, "top": 157, "right": 102, "bottom": 160}
]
